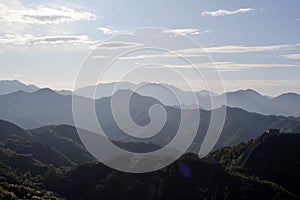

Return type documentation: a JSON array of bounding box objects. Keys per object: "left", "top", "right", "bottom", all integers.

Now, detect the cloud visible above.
[
  {"left": 119, "top": 54, "right": 167, "bottom": 60},
  {"left": 202, "top": 44, "right": 293, "bottom": 53},
  {"left": 0, "top": 34, "right": 97, "bottom": 50},
  {"left": 212, "top": 62, "right": 296, "bottom": 71},
  {"left": 97, "top": 27, "right": 137, "bottom": 36},
  {"left": 143, "top": 62, "right": 296, "bottom": 71},
  {"left": 0, "top": 0, "right": 96, "bottom": 25},
  {"left": 0, "top": 0, "right": 99, "bottom": 50},
  {"left": 297, "top": 18, "right": 300, "bottom": 21},
  {"left": 119, "top": 50, "right": 205, "bottom": 60},
  {"left": 281, "top": 54, "right": 300, "bottom": 60},
  {"left": 202, "top": 8, "right": 254, "bottom": 17},
  {"left": 91, "top": 55, "right": 112, "bottom": 59},
  {"left": 119, "top": 44, "right": 294, "bottom": 60},
  {"left": 97, "top": 27, "right": 119, "bottom": 35},
  {"left": 0, "top": 33, "right": 143, "bottom": 51},
  {"left": 91, "top": 42, "right": 142, "bottom": 50},
  {"left": 163, "top": 29, "right": 210, "bottom": 36},
  {"left": 0, "top": 0, "right": 97, "bottom": 36}
]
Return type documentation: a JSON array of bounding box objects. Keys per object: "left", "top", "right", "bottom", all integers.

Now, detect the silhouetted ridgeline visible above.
[
  {"left": 0, "top": 120, "right": 300, "bottom": 199},
  {"left": 1, "top": 80, "right": 300, "bottom": 116},
  {"left": 0, "top": 89, "right": 300, "bottom": 150}
]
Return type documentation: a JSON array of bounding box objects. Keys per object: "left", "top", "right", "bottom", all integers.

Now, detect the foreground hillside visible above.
[
  {"left": 44, "top": 155, "right": 298, "bottom": 200},
  {"left": 0, "top": 182, "right": 58, "bottom": 200},
  {"left": 208, "top": 131, "right": 300, "bottom": 197},
  {"left": 0, "top": 120, "right": 299, "bottom": 199},
  {"left": 241, "top": 132, "right": 300, "bottom": 196}
]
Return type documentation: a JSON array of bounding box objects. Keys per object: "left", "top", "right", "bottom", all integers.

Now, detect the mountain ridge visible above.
[
  {"left": 1, "top": 80, "right": 300, "bottom": 117},
  {"left": 74, "top": 82, "right": 300, "bottom": 117},
  {"left": 0, "top": 119, "right": 300, "bottom": 199},
  {"left": 0, "top": 88, "right": 300, "bottom": 150}
]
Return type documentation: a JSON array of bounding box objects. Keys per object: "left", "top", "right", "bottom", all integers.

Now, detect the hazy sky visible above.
[{"left": 0, "top": 0, "right": 299, "bottom": 95}]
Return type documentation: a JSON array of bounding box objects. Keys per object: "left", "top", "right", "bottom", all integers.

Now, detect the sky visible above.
[{"left": 0, "top": 0, "right": 299, "bottom": 96}]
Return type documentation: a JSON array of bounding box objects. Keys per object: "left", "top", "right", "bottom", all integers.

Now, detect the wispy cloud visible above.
[
  {"left": 97, "top": 27, "right": 138, "bottom": 37},
  {"left": 91, "top": 55, "right": 112, "bottom": 59},
  {"left": 202, "top": 44, "right": 293, "bottom": 53},
  {"left": 119, "top": 44, "right": 295, "bottom": 60},
  {"left": 0, "top": 34, "right": 97, "bottom": 50},
  {"left": 98, "top": 28, "right": 208, "bottom": 39},
  {"left": 143, "top": 62, "right": 296, "bottom": 71},
  {"left": 202, "top": 8, "right": 254, "bottom": 17},
  {"left": 297, "top": 18, "right": 300, "bottom": 21},
  {"left": 0, "top": 0, "right": 96, "bottom": 25},
  {"left": 0, "top": 0, "right": 99, "bottom": 51},
  {"left": 91, "top": 41, "right": 142, "bottom": 50},
  {"left": 281, "top": 54, "right": 300, "bottom": 60},
  {"left": 0, "top": 33, "right": 142, "bottom": 51},
  {"left": 119, "top": 54, "right": 166, "bottom": 60},
  {"left": 97, "top": 27, "right": 118, "bottom": 35},
  {"left": 211, "top": 62, "right": 296, "bottom": 71},
  {"left": 163, "top": 29, "right": 210, "bottom": 36},
  {"left": 0, "top": 0, "right": 97, "bottom": 37}
]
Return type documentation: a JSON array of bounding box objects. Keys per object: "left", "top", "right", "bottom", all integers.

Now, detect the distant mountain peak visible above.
[
  {"left": 244, "top": 88, "right": 258, "bottom": 93},
  {"left": 0, "top": 79, "right": 22, "bottom": 84},
  {"left": 234, "top": 89, "right": 262, "bottom": 95},
  {"left": 0, "top": 79, "right": 40, "bottom": 95},
  {"left": 34, "top": 88, "right": 58, "bottom": 95},
  {"left": 198, "top": 90, "right": 218, "bottom": 96},
  {"left": 112, "top": 88, "right": 134, "bottom": 95},
  {"left": 276, "top": 92, "right": 300, "bottom": 98}
]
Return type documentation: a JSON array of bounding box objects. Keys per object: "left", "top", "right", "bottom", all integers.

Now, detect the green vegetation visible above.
[
  {"left": 0, "top": 182, "right": 59, "bottom": 200},
  {"left": 0, "top": 119, "right": 300, "bottom": 199}
]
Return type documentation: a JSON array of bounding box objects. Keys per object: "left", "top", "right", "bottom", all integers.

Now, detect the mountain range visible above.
[
  {"left": 0, "top": 80, "right": 72, "bottom": 96},
  {"left": 0, "top": 80, "right": 39, "bottom": 95},
  {"left": 0, "top": 88, "right": 299, "bottom": 150},
  {"left": 74, "top": 82, "right": 300, "bottom": 117},
  {"left": 1, "top": 80, "right": 299, "bottom": 117},
  {"left": 1, "top": 80, "right": 299, "bottom": 199}
]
